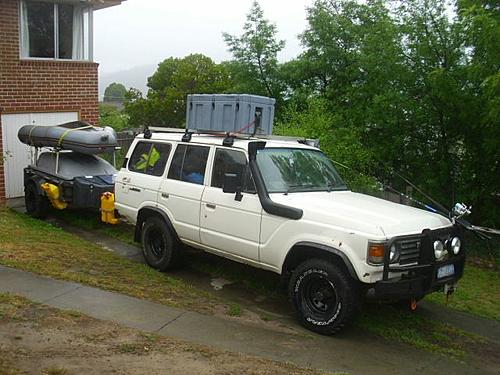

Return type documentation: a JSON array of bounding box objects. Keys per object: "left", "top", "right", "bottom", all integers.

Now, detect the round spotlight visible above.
[
  {"left": 434, "top": 240, "right": 446, "bottom": 260},
  {"left": 451, "top": 237, "right": 461, "bottom": 255},
  {"left": 389, "top": 244, "right": 399, "bottom": 263}
]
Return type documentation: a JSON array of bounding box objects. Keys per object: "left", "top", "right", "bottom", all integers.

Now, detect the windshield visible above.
[{"left": 256, "top": 148, "right": 348, "bottom": 193}]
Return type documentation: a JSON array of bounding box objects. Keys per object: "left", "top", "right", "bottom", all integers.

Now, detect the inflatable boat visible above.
[{"left": 18, "top": 121, "right": 118, "bottom": 154}]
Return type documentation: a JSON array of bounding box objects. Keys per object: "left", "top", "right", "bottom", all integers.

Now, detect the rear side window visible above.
[
  {"left": 128, "top": 141, "right": 171, "bottom": 176},
  {"left": 211, "top": 148, "right": 255, "bottom": 192},
  {"left": 167, "top": 144, "right": 210, "bottom": 185}
]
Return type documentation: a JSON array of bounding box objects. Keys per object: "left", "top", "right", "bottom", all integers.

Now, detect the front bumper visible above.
[{"left": 374, "top": 225, "right": 465, "bottom": 299}]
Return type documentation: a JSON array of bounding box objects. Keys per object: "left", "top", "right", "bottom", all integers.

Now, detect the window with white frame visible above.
[{"left": 20, "top": 1, "right": 93, "bottom": 61}]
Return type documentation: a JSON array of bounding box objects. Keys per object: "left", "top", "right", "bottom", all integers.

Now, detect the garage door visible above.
[{"left": 1, "top": 112, "right": 79, "bottom": 198}]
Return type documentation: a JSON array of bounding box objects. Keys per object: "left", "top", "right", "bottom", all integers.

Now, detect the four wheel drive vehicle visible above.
[{"left": 115, "top": 129, "right": 466, "bottom": 335}]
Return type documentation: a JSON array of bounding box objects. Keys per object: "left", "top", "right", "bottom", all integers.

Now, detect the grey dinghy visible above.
[{"left": 18, "top": 121, "right": 118, "bottom": 155}]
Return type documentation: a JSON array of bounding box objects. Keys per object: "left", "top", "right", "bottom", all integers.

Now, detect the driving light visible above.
[
  {"left": 434, "top": 240, "right": 446, "bottom": 260},
  {"left": 389, "top": 244, "right": 399, "bottom": 263},
  {"left": 451, "top": 237, "right": 461, "bottom": 255}
]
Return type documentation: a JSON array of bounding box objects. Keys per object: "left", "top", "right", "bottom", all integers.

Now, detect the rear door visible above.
[
  {"left": 158, "top": 144, "right": 211, "bottom": 243},
  {"left": 115, "top": 141, "right": 172, "bottom": 222},
  {"left": 200, "top": 147, "right": 262, "bottom": 261}
]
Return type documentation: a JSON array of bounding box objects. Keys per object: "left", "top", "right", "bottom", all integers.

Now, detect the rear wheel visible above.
[
  {"left": 141, "top": 216, "right": 180, "bottom": 271},
  {"left": 24, "top": 182, "right": 49, "bottom": 219},
  {"left": 289, "top": 258, "right": 361, "bottom": 335}
]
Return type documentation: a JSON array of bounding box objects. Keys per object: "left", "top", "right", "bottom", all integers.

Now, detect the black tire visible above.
[
  {"left": 24, "top": 182, "right": 49, "bottom": 219},
  {"left": 289, "top": 258, "right": 361, "bottom": 335},
  {"left": 141, "top": 216, "right": 180, "bottom": 271}
]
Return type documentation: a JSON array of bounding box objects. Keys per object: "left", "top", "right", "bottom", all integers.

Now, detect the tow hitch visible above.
[
  {"left": 410, "top": 298, "right": 418, "bottom": 311},
  {"left": 444, "top": 283, "right": 457, "bottom": 305}
]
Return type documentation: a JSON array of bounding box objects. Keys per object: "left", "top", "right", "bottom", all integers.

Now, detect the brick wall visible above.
[{"left": 0, "top": 0, "right": 100, "bottom": 201}]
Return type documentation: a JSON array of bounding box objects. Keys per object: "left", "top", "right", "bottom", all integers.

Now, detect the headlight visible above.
[
  {"left": 451, "top": 237, "right": 461, "bottom": 255},
  {"left": 433, "top": 240, "right": 446, "bottom": 260},
  {"left": 389, "top": 244, "right": 399, "bottom": 263}
]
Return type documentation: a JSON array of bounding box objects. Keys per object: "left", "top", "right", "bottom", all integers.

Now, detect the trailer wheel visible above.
[
  {"left": 24, "top": 182, "right": 49, "bottom": 219},
  {"left": 141, "top": 216, "right": 180, "bottom": 271}
]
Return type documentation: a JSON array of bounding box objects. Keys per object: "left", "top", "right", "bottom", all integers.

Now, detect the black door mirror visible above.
[{"left": 223, "top": 173, "right": 243, "bottom": 201}]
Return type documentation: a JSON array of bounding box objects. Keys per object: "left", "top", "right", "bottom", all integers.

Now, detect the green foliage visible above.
[
  {"left": 103, "top": 82, "right": 127, "bottom": 103},
  {"left": 223, "top": 1, "right": 285, "bottom": 100},
  {"left": 124, "top": 54, "right": 232, "bottom": 128},
  {"left": 276, "top": 0, "right": 499, "bottom": 228},
  {"left": 275, "top": 98, "right": 378, "bottom": 192},
  {"left": 99, "top": 103, "right": 129, "bottom": 131}
]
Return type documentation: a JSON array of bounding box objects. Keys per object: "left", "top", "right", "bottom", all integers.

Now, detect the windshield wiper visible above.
[
  {"left": 284, "top": 184, "right": 313, "bottom": 195},
  {"left": 326, "top": 182, "right": 348, "bottom": 192}
]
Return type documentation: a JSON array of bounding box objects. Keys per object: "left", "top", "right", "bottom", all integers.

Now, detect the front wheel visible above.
[{"left": 289, "top": 259, "right": 361, "bottom": 335}]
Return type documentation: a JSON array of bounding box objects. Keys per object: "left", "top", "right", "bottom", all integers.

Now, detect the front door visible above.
[{"left": 200, "top": 147, "right": 262, "bottom": 261}]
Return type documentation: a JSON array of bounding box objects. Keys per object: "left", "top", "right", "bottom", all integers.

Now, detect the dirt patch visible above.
[{"left": 0, "top": 294, "right": 324, "bottom": 375}]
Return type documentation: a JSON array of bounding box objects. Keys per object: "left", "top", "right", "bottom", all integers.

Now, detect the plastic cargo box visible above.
[
  {"left": 186, "top": 94, "right": 275, "bottom": 135},
  {"left": 72, "top": 175, "right": 115, "bottom": 209}
]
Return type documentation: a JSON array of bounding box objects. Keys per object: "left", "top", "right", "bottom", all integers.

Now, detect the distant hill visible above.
[{"left": 99, "top": 65, "right": 156, "bottom": 100}]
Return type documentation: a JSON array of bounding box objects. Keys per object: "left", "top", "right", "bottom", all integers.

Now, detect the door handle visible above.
[
  {"left": 161, "top": 193, "right": 169, "bottom": 199},
  {"left": 206, "top": 203, "right": 216, "bottom": 210},
  {"left": 130, "top": 187, "right": 141, "bottom": 192}
]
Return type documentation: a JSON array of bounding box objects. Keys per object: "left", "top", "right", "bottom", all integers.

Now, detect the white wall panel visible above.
[{"left": 1, "top": 112, "right": 78, "bottom": 198}]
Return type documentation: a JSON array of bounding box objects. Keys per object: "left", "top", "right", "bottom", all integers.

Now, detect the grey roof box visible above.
[{"left": 186, "top": 94, "right": 275, "bottom": 135}]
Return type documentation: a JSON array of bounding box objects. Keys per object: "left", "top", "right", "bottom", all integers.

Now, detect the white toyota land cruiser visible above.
[{"left": 115, "top": 129, "right": 465, "bottom": 335}]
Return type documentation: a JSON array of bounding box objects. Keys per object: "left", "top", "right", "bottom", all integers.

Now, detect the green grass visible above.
[
  {"left": 50, "top": 209, "right": 135, "bottom": 245},
  {"left": 426, "top": 264, "right": 500, "bottom": 321},
  {"left": 0, "top": 209, "right": 216, "bottom": 314},
  {"left": 357, "top": 303, "right": 487, "bottom": 360},
  {"left": 227, "top": 303, "right": 242, "bottom": 317}
]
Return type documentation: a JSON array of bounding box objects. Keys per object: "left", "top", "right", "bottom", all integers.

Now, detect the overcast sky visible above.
[{"left": 94, "top": 0, "right": 314, "bottom": 75}]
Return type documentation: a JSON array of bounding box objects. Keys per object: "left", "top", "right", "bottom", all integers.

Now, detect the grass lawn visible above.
[
  {"left": 357, "top": 303, "right": 488, "bottom": 359},
  {"left": 426, "top": 263, "right": 500, "bottom": 321},
  {"left": 1, "top": 208, "right": 499, "bottom": 361},
  {"left": 0, "top": 208, "right": 217, "bottom": 314}
]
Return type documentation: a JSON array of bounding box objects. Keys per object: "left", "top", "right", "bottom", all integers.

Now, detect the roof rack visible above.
[{"left": 144, "top": 126, "right": 320, "bottom": 149}]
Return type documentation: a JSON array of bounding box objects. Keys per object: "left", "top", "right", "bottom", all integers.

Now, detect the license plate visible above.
[{"left": 437, "top": 264, "right": 455, "bottom": 279}]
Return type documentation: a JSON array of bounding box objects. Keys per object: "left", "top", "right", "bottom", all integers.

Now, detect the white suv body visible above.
[{"left": 115, "top": 131, "right": 465, "bottom": 334}]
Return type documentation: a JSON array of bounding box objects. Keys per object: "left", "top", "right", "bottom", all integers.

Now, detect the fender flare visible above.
[
  {"left": 134, "top": 206, "right": 180, "bottom": 243},
  {"left": 289, "top": 241, "right": 359, "bottom": 281}
]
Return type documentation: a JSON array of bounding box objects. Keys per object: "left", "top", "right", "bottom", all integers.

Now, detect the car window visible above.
[
  {"left": 212, "top": 148, "right": 256, "bottom": 193},
  {"left": 167, "top": 144, "right": 210, "bottom": 185},
  {"left": 128, "top": 141, "right": 171, "bottom": 176}
]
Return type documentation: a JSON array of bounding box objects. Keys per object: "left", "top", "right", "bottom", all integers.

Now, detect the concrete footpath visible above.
[{"left": 0, "top": 265, "right": 493, "bottom": 375}]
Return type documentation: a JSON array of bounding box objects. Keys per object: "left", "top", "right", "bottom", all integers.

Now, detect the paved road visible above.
[{"left": 0, "top": 265, "right": 496, "bottom": 375}]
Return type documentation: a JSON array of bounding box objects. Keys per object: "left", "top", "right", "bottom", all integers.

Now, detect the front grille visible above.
[{"left": 397, "top": 238, "right": 421, "bottom": 265}]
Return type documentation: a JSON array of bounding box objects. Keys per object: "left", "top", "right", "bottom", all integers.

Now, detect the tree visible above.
[
  {"left": 103, "top": 82, "right": 127, "bottom": 103},
  {"left": 124, "top": 54, "right": 232, "bottom": 128},
  {"left": 223, "top": 1, "right": 285, "bottom": 100},
  {"left": 99, "top": 103, "right": 129, "bottom": 131}
]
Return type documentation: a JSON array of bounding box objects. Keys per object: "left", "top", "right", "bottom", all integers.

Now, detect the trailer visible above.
[{"left": 19, "top": 122, "right": 119, "bottom": 224}]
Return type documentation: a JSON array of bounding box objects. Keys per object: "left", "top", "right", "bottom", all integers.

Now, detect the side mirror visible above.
[{"left": 223, "top": 173, "right": 243, "bottom": 201}]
